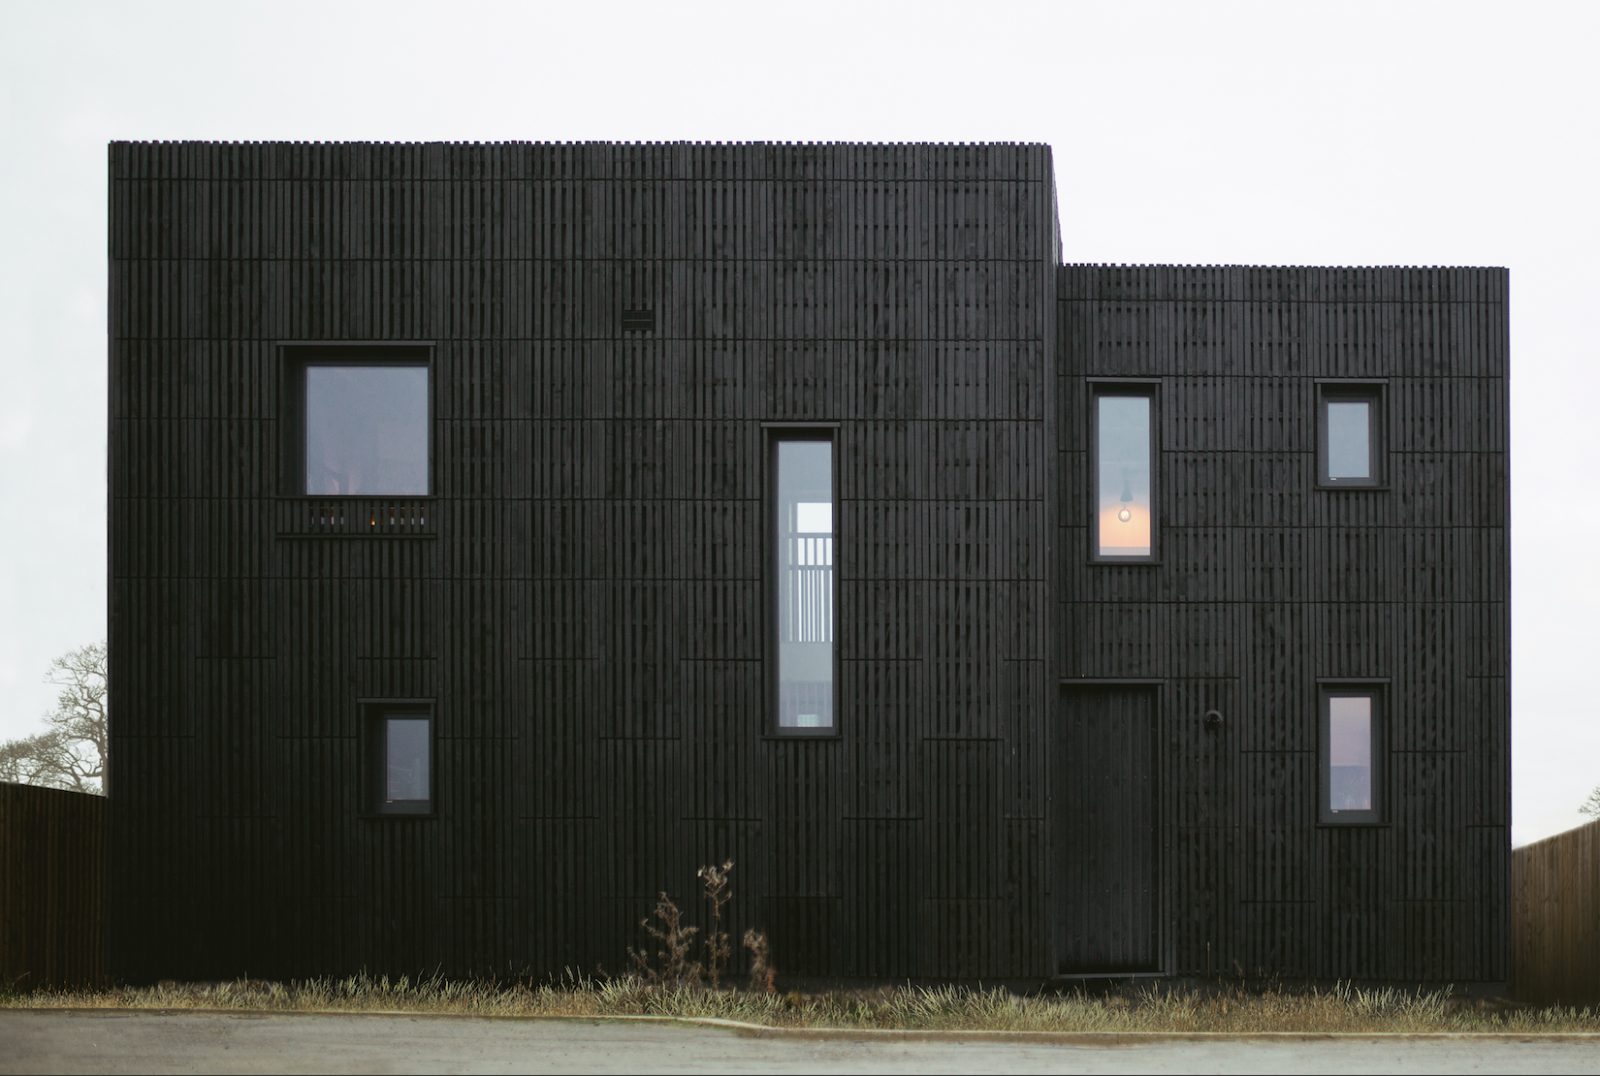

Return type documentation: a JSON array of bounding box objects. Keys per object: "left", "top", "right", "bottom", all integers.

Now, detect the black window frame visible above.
[
  {"left": 764, "top": 424, "right": 841, "bottom": 740},
  {"left": 281, "top": 344, "right": 435, "bottom": 498},
  {"left": 1088, "top": 379, "right": 1161, "bottom": 565},
  {"left": 362, "top": 700, "right": 436, "bottom": 817},
  {"left": 1316, "top": 380, "right": 1386, "bottom": 489},
  {"left": 1317, "top": 683, "right": 1384, "bottom": 825}
]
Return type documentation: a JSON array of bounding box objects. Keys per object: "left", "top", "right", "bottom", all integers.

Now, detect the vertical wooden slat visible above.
[
  {"left": 1058, "top": 261, "right": 1509, "bottom": 985},
  {"left": 1511, "top": 818, "right": 1600, "bottom": 1005},
  {"left": 109, "top": 142, "right": 1504, "bottom": 989},
  {"left": 0, "top": 784, "right": 107, "bottom": 989}
]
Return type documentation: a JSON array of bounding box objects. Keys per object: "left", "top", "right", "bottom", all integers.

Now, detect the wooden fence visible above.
[
  {"left": 0, "top": 782, "right": 106, "bottom": 990},
  {"left": 1511, "top": 818, "right": 1600, "bottom": 1005}
]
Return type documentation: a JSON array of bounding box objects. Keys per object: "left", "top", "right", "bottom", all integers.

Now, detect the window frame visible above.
[
  {"left": 764, "top": 424, "right": 841, "bottom": 740},
  {"left": 281, "top": 344, "right": 434, "bottom": 498},
  {"left": 361, "top": 700, "right": 436, "bottom": 818},
  {"left": 1088, "top": 379, "right": 1161, "bottom": 565},
  {"left": 1317, "top": 683, "right": 1385, "bottom": 825},
  {"left": 1316, "top": 380, "right": 1386, "bottom": 489}
]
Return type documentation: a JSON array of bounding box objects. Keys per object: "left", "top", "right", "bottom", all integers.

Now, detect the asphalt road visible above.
[{"left": 4, "top": 1011, "right": 1600, "bottom": 1074}]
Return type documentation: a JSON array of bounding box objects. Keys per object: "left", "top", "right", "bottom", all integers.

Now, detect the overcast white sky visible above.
[{"left": 1, "top": 0, "right": 1594, "bottom": 845}]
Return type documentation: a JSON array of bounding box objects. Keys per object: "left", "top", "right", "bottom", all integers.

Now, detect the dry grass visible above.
[{"left": 6, "top": 976, "right": 1599, "bottom": 1034}]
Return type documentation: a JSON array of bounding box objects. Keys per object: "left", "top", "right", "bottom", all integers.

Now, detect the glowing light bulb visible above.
[{"left": 1118, "top": 507, "right": 1132, "bottom": 523}]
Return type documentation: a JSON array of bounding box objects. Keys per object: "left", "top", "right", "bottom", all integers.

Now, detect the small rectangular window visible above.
[
  {"left": 773, "top": 435, "right": 835, "bottom": 734},
  {"left": 1091, "top": 384, "right": 1157, "bottom": 561},
  {"left": 285, "top": 347, "right": 431, "bottom": 497},
  {"left": 1319, "top": 384, "right": 1384, "bottom": 487},
  {"left": 1319, "top": 688, "right": 1382, "bottom": 824},
  {"left": 366, "top": 703, "right": 433, "bottom": 815}
]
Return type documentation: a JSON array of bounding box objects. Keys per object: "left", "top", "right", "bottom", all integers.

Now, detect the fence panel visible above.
[
  {"left": 0, "top": 782, "right": 107, "bottom": 990},
  {"left": 1511, "top": 818, "right": 1600, "bottom": 1005}
]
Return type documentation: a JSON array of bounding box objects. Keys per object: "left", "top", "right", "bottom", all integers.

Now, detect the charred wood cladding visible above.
[{"left": 108, "top": 142, "right": 1509, "bottom": 988}]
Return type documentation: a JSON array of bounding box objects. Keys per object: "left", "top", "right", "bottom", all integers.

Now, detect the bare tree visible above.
[
  {"left": 1581, "top": 785, "right": 1600, "bottom": 821},
  {"left": 0, "top": 642, "right": 107, "bottom": 795},
  {"left": 0, "top": 732, "right": 71, "bottom": 786}
]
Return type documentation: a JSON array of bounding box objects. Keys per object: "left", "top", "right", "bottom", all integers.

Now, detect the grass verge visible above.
[{"left": 5, "top": 976, "right": 1599, "bottom": 1034}]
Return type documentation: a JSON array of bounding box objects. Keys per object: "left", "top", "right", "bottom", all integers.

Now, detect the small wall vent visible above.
[{"left": 621, "top": 307, "right": 656, "bottom": 332}]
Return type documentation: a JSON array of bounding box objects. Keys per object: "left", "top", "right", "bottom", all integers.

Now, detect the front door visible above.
[{"left": 1057, "top": 685, "right": 1160, "bottom": 974}]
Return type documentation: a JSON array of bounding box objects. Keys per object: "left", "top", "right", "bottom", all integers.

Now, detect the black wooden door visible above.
[{"left": 1057, "top": 686, "right": 1160, "bottom": 974}]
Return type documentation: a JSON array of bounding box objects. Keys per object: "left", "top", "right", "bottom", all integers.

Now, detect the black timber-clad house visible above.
[{"left": 108, "top": 141, "right": 1510, "bottom": 988}]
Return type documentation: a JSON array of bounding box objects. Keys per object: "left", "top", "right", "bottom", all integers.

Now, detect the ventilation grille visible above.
[
  {"left": 277, "top": 498, "right": 435, "bottom": 538},
  {"left": 621, "top": 307, "right": 656, "bottom": 332}
]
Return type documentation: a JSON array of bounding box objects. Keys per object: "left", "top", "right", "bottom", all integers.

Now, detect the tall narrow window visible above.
[
  {"left": 1319, "top": 689, "right": 1382, "bottom": 824},
  {"left": 366, "top": 703, "right": 433, "bottom": 815},
  {"left": 1092, "top": 385, "right": 1157, "bottom": 561},
  {"left": 774, "top": 437, "right": 834, "bottom": 733},
  {"left": 286, "top": 347, "right": 432, "bottom": 497},
  {"left": 1318, "top": 383, "right": 1384, "bottom": 487}
]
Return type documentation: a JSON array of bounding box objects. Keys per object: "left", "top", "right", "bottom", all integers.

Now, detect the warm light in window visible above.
[
  {"left": 1099, "top": 502, "right": 1151, "bottom": 550},
  {"left": 1097, "top": 395, "right": 1153, "bottom": 557}
]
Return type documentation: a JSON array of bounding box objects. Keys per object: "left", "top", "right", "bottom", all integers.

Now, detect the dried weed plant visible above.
[
  {"left": 696, "top": 861, "right": 734, "bottom": 989},
  {"left": 742, "top": 929, "right": 775, "bottom": 994},
  {"left": 624, "top": 860, "right": 748, "bottom": 989},
  {"left": 627, "top": 894, "right": 701, "bottom": 987}
]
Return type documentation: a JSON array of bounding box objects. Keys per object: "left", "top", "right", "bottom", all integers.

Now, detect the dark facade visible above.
[{"left": 108, "top": 141, "right": 1509, "bottom": 986}]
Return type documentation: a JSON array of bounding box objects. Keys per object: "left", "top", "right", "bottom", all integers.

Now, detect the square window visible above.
[
  {"left": 1318, "top": 384, "right": 1384, "bottom": 487},
  {"left": 285, "top": 348, "right": 431, "bottom": 496},
  {"left": 1319, "top": 688, "right": 1382, "bottom": 824},
  {"left": 772, "top": 432, "right": 836, "bottom": 736},
  {"left": 1091, "top": 383, "right": 1158, "bottom": 562},
  {"left": 365, "top": 703, "right": 433, "bottom": 815}
]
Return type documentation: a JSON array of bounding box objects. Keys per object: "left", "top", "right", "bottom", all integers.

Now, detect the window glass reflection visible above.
[
  {"left": 1327, "top": 401, "right": 1371, "bottom": 479},
  {"left": 386, "top": 717, "right": 430, "bottom": 803},
  {"left": 1328, "top": 696, "right": 1372, "bottom": 811},
  {"left": 305, "top": 365, "right": 429, "bottom": 495},
  {"left": 777, "top": 441, "right": 833, "bottom": 730},
  {"left": 1097, "top": 395, "right": 1152, "bottom": 557}
]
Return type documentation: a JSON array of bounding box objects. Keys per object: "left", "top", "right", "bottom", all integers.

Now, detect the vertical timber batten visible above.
[
  {"left": 108, "top": 143, "right": 1507, "bottom": 988},
  {"left": 1056, "top": 263, "right": 1509, "bottom": 985}
]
